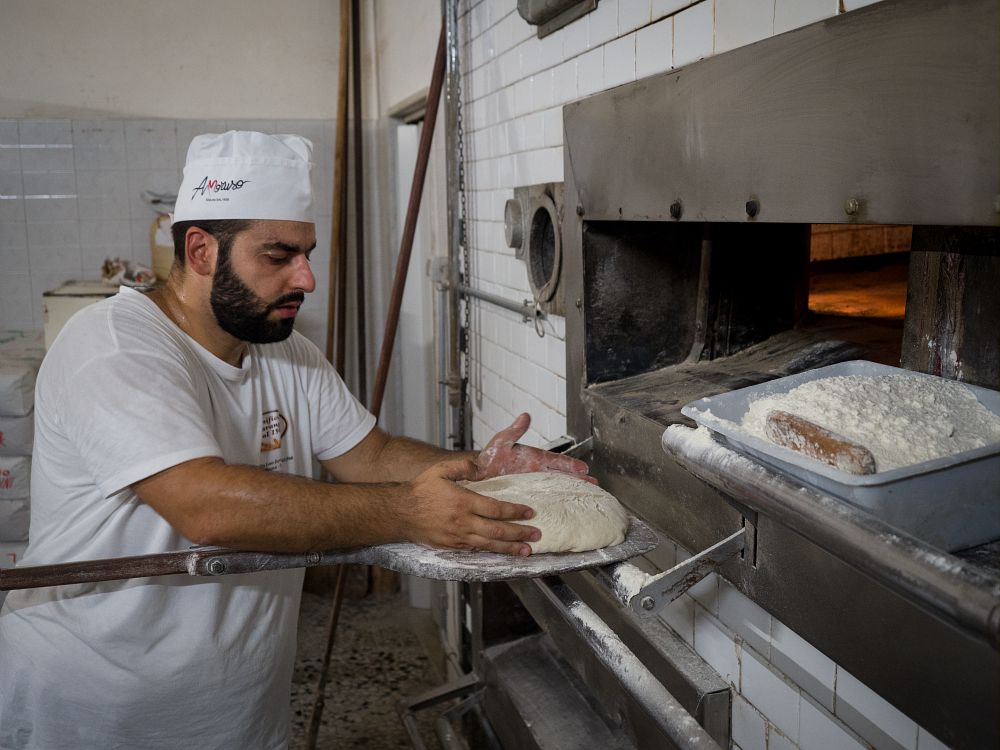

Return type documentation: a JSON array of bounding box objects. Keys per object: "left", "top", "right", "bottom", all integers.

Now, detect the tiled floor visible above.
[{"left": 289, "top": 591, "right": 446, "bottom": 749}]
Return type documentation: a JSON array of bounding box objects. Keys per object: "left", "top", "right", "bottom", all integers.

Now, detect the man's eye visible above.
[{"left": 266, "top": 254, "right": 291, "bottom": 264}]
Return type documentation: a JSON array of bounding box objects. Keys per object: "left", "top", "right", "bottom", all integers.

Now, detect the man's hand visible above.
[
  {"left": 476, "top": 413, "right": 594, "bottom": 482},
  {"left": 401, "top": 457, "right": 541, "bottom": 556}
]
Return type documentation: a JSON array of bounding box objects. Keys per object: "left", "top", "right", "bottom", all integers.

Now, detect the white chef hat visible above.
[{"left": 172, "top": 131, "right": 314, "bottom": 224}]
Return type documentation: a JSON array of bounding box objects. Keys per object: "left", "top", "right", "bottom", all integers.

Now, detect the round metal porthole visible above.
[
  {"left": 527, "top": 194, "right": 561, "bottom": 303},
  {"left": 504, "top": 198, "right": 524, "bottom": 250}
]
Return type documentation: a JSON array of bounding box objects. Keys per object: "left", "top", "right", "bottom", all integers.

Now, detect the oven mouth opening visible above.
[{"left": 808, "top": 224, "right": 912, "bottom": 321}]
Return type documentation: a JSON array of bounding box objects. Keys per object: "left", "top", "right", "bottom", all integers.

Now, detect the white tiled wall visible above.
[
  {"left": 456, "top": 1, "right": 954, "bottom": 748},
  {"left": 0, "top": 118, "right": 335, "bottom": 350}
]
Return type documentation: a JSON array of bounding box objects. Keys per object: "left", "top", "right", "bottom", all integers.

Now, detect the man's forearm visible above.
[
  {"left": 133, "top": 453, "right": 539, "bottom": 556},
  {"left": 325, "top": 428, "right": 476, "bottom": 484},
  {"left": 135, "top": 458, "right": 410, "bottom": 553}
]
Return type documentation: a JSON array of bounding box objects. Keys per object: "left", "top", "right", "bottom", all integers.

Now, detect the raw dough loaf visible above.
[{"left": 463, "top": 472, "right": 629, "bottom": 554}]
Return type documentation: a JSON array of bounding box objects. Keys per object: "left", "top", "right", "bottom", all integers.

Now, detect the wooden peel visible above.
[{"left": 765, "top": 410, "right": 877, "bottom": 475}]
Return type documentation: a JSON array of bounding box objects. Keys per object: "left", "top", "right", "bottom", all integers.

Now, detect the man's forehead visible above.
[{"left": 242, "top": 220, "right": 317, "bottom": 249}]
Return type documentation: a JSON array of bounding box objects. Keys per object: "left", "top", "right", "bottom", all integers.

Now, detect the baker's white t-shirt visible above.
[{"left": 0, "top": 288, "right": 376, "bottom": 750}]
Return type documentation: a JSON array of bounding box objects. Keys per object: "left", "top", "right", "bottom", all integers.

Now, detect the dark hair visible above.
[{"left": 170, "top": 219, "right": 254, "bottom": 267}]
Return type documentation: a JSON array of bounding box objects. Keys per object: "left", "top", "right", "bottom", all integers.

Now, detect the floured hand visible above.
[{"left": 476, "top": 413, "right": 595, "bottom": 483}]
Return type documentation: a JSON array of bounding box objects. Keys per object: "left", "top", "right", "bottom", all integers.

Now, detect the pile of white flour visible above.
[{"left": 739, "top": 374, "right": 1000, "bottom": 471}]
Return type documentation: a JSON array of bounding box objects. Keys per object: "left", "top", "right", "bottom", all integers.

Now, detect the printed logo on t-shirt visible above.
[{"left": 261, "top": 410, "right": 289, "bottom": 452}]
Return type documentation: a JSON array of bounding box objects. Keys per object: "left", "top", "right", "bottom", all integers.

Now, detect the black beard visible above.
[{"left": 209, "top": 255, "right": 304, "bottom": 344}]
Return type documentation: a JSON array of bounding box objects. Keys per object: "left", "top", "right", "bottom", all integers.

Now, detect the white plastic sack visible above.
[
  {"left": 0, "top": 539, "right": 28, "bottom": 609},
  {"left": 0, "top": 412, "right": 33, "bottom": 456},
  {"left": 0, "top": 455, "right": 30, "bottom": 499},
  {"left": 0, "top": 539, "right": 27, "bottom": 569},
  {"left": 0, "top": 361, "right": 38, "bottom": 417},
  {"left": 0, "top": 497, "right": 29, "bottom": 542}
]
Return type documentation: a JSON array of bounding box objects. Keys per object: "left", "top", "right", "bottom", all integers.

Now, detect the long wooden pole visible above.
[
  {"left": 325, "top": 0, "right": 351, "bottom": 369},
  {"left": 352, "top": 0, "right": 368, "bottom": 407},
  {"left": 309, "top": 2, "right": 352, "bottom": 747}
]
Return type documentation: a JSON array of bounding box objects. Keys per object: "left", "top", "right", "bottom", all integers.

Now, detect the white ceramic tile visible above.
[
  {"left": 915, "top": 727, "right": 951, "bottom": 750},
  {"left": 636, "top": 16, "right": 673, "bottom": 78},
  {"left": 531, "top": 69, "right": 556, "bottom": 111},
  {"left": 562, "top": 11, "right": 590, "bottom": 58},
  {"left": 0, "top": 121, "right": 19, "bottom": 145},
  {"left": 513, "top": 78, "right": 533, "bottom": 117},
  {"left": 19, "top": 146, "right": 75, "bottom": 173},
  {"left": 27, "top": 241, "right": 83, "bottom": 275},
  {"left": 770, "top": 619, "right": 836, "bottom": 712},
  {"left": 800, "top": 695, "right": 867, "bottom": 750},
  {"left": 740, "top": 645, "right": 799, "bottom": 742},
  {"left": 519, "top": 36, "right": 542, "bottom": 78},
  {"left": 0, "top": 172, "right": 25, "bottom": 222},
  {"left": 774, "top": 0, "right": 837, "bottom": 34},
  {"left": 576, "top": 46, "right": 606, "bottom": 98},
  {"left": 652, "top": 0, "right": 692, "bottom": 19},
  {"left": 521, "top": 112, "right": 546, "bottom": 151},
  {"left": 732, "top": 694, "right": 767, "bottom": 750},
  {"left": 21, "top": 171, "right": 75, "bottom": 197},
  {"left": 620, "top": 0, "right": 652, "bottom": 34},
  {"left": 124, "top": 120, "right": 178, "bottom": 170},
  {"left": 673, "top": 0, "right": 713, "bottom": 67},
  {"left": 0, "top": 273, "right": 35, "bottom": 330},
  {"left": 18, "top": 120, "right": 71, "bottom": 145},
  {"left": 552, "top": 59, "right": 579, "bottom": 105},
  {"left": 0, "top": 221, "right": 27, "bottom": 251},
  {"left": 0, "top": 146, "right": 20, "bottom": 172},
  {"left": 26, "top": 221, "right": 79, "bottom": 250},
  {"left": 768, "top": 727, "right": 797, "bottom": 750},
  {"left": 72, "top": 121, "right": 127, "bottom": 171},
  {"left": 537, "top": 28, "right": 565, "bottom": 71},
  {"left": 693, "top": 609, "right": 739, "bottom": 686},
  {"left": 715, "top": 0, "right": 775, "bottom": 55},
  {"left": 588, "top": 0, "right": 619, "bottom": 48},
  {"left": 24, "top": 196, "right": 78, "bottom": 223},
  {"left": 0, "top": 232, "right": 29, "bottom": 275},
  {"left": 835, "top": 668, "right": 918, "bottom": 750},
  {"left": 541, "top": 107, "right": 563, "bottom": 148},
  {"left": 718, "top": 580, "right": 772, "bottom": 658},
  {"left": 604, "top": 33, "right": 637, "bottom": 88}
]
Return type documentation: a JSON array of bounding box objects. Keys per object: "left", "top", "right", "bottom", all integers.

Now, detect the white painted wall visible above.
[
  {"left": 372, "top": 1, "right": 442, "bottom": 116},
  {"left": 0, "top": 0, "right": 341, "bottom": 119}
]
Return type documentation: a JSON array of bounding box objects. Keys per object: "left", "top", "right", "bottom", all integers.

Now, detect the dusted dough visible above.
[{"left": 463, "top": 472, "right": 629, "bottom": 554}]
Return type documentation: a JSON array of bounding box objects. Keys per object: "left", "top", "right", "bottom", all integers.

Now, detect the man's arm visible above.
[
  {"left": 131, "top": 455, "right": 540, "bottom": 555},
  {"left": 131, "top": 412, "right": 590, "bottom": 556}
]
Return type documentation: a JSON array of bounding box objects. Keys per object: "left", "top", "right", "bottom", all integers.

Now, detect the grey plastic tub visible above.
[{"left": 677, "top": 360, "right": 1000, "bottom": 552}]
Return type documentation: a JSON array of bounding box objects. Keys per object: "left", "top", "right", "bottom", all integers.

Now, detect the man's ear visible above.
[{"left": 184, "top": 227, "right": 216, "bottom": 277}]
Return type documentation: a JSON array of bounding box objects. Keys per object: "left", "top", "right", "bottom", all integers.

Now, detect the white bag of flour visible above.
[
  {"left": 0, "top": 497, "right": 29, "bottom": 542},
  {"left": 0, "top": 412, "right": 33, "bottom": 456},
  {"left": 0, "top": 456, "right": 31, "bottom": 500},
  {"left": 0, "top": 361, "right": 38, "bottom": 417}
]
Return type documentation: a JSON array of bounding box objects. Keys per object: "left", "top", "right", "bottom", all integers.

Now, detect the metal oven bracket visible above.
[
  {"left": 397, "top": 671, "right": 502, "bottom": 750},
  {"left": 595, "top": 523, "right": 752, "bottom": 617}
]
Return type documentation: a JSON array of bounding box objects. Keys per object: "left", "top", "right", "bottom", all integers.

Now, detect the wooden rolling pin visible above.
[{"left": 765, "top": 410, "right": 877, "bottom": 475}]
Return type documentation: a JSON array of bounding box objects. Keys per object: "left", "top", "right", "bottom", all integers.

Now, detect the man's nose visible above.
[{"left": 291, "top": 255, "right": 316, "bottom": 293}]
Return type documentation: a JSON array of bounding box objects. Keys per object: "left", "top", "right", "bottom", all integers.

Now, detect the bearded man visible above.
[{"left": 0, "top": 131, "right": 588, "bottom": 750}]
